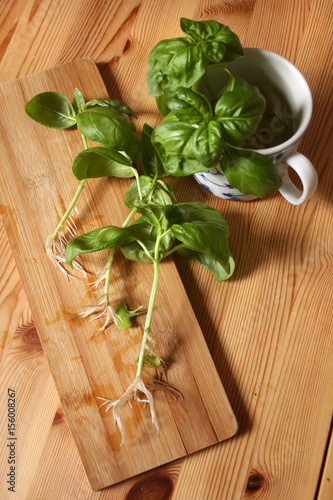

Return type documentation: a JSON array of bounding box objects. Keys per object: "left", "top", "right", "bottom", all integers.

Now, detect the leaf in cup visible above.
[
  {"left": 215, "top": 85, "right": 266, "bottom": 145},
  {"left": 221, "top": 145, "right": 282, "bottom": 198}
]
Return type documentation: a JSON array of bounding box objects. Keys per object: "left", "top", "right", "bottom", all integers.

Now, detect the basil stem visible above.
[
  {"left": 104, "top": 207, "right": 138, "bottom": 304},
  {"left": 51, "top": 134, "right": 88, "bottom": 240},
  {"left": 134, "top": 228, "right": 162, "bottom": 396}
]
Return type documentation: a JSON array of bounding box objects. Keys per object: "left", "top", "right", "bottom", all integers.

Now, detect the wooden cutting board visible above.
[{"left": 0, "top": 58, "right": 237, "bottom": 491}]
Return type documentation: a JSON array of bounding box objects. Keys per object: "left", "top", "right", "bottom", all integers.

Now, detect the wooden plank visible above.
[
  {"left": 0, "top": 1, "right": 332, "bottom": 499},
  {"left": 317, "top": 429, "right": 333, "bottom": 500},
  {"left": 0, "top": 57, "right": 237, "bottom": 491}
]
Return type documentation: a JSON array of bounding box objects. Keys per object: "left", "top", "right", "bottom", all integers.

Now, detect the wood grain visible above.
[
  {"left": 0, "top": 57, "right": 237, "bottom": 491},
  {"left": 0, "top": 0, "right": 332, "bottom": 498}
]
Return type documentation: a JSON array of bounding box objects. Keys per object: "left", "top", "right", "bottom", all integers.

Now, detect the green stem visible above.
[
  {"left": 103, "top": 173, "right": 158, "bottom": 308},
  {"left": 51, "top": 133, "right": 88, "bottom": 240},
  {"left": 51, "top": 179, "right": 86, "bottom": 239},
  {"left": 160, "top": 243, "right": 184, "bottom": 259},
  {"left": 122, "top": 208, "right": 137, "bottom": 228},
  {"left": 134, "top": 233, "right": 161, "bottom": 395},
  {"left": 102, "top": 172, "right": 158, "bottom": 305},
  {"left": 103, "top": 207, "right": 137, "bottom": 303}
]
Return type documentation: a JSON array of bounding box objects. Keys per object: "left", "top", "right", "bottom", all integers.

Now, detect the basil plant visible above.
[{"left": 146, "top": 18, "right": 282, "bottom": 198}]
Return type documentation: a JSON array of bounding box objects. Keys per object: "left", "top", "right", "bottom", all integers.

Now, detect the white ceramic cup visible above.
[{"left": 194, "top": 48, "right": 318, "bottom": 205}]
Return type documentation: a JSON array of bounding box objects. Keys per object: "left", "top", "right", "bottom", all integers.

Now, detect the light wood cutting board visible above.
[{"left": 0, "top": 58, "right": 237, "bottom": 490}]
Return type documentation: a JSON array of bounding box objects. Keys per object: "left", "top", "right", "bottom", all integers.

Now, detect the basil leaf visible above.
[
  {"left": 139, "top": 205, "right": 170, "bottom": 231},
  {"left": 141, "top": 124, "right": 167, "bottom": 178},
  {"left": 147, "top": 37, "right": 207, "bottom": 96},
  {"left": 163, "top": 111, "right": 179, "bottom": 122},
  {"left": 73, "top": 88, "right": 86, "bottom": 114},
  {"left": 83, "top": 98, "right": 137, "bottom": 118},
  {"left": 76, "top": 107, "right": 140, "bottom": 160},
  {"left": 72, "top": 147, "right": 136, "bottom": 180},
  {"left": 183, "top": 120, "right": 224, "bottom": 167},
  {"left": 171, "top": 221, "right": 233, "bottom": 279},
  {"left": 152, "top": 140, "right": 205, "bottom": 176},
  {"left": 164, "top": 87, "right": 212, "bottom": 124},
  {"left": 25, "top": 91, "right": 76, "bottom": 129},
  {"left": 65, "top": 226, "right": 137, "bottom": 267},
  {"left": 120, "top": 218, "right": 174, "bottom": 263},
  {"left": 221, "top": 146, "right": 282, "bottom": 198},
  {"left": 165, "top": 202, "right": 230, "bottom": 237},
  {"left": 123, "top": 176, "right": 172, "bottom": 209},
  {"left": 152, "top": 119, "right": 223, "bottom": 170},
  {"left": 156, "top": 95, "right": 170, "bottom": 116},
  {"left": 180, "top": 18, "right": 243, "bottom": 63},
  {"left": 178, "top": 248, "right": 235, "bottom": 281},
  {"left": 215, "top": 85, "right": 266, "bottom": 145},
  {"left": 216, "top": 69, "right": 250, "bottom": 99},
  {"left": 157, "top": 180, "right": 176, "bottom": 200}
]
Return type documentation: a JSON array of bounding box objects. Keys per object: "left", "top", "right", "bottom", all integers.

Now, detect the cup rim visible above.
[{"left": 241, "top": 48, "right": 313, "bottom": 156}]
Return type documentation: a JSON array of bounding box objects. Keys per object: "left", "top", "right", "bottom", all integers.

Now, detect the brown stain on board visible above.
[
  {"left": 60, "top": 390, "right": 96, "bottom": 413},
  {"left": 0, "top": 204, "right": 18, "bottom": 247},
  {"left": 44, "top": 307, "right": 74, "bottom": 326},
  {"left": 79, "top": 213, "right": 104, "bottom": 227}
]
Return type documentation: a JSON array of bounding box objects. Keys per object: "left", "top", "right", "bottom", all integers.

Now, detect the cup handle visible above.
[{"left": 277, "top": 151, "right": 318, "bottom": 205}]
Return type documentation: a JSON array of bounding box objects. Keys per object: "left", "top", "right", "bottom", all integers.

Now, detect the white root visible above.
[
  {"left": 45, "top": 233, "right": 87, "bottom": 279},
  {"left": 87, "top": 264, "right": 109, "bottom": 292},
  {"left": 97, "top": 371, "right": 182, "bottom": 444},
  {"left": 71, "top": 299, "right": 116, "bottom": 336},
  {"left": 97, "top": 379, "right": 158, "bottom": 445}
]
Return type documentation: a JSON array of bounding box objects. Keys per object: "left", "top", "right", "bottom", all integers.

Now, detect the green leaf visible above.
[
  {"left": 177, "top": 247, "right": 235, "bottom": 281},
  {"left": 83, "top": 98, "right": 137, "bottom": 118},
  {"left": 73, "top": 88, "right": 86, "bottom": 114},
  {"left": 215, "top": 85, "right": 266, "bottom": 145},
  {"left": 220, "top": 145, "right": 282, "bottom": 198},
  {"left": 164, "top": 87, "right": 212, "bottom": 124},
  {"left": 183, "top": 120, "right": 224, "bottom": 167},
  {"left": 146, "top": 37, "right": 207, "bottom": 96},
  {"left": 120, "top": 218, "right": 174, "bottom": 263},
  {"left": 164, "top": 202, "right": 230, "bottom": 238},
  {"left": 123, "top": 176, "right": 172, "bottom": 209},
  {"left": 180, "top": 18, "right": 243, "bottom": 63},
  {"left": 152, "top": 140, "right": 205, "bottom": 176},
  {"left": 72, "top": 147, "right": 136, "bottom": 180},
  {"left": 114, "top": 303, "right": 146, "bottom": 329},
  {"left": 152, "top": 121, "right": 194, "bottom": 155},
  {"left": 25, "top": 92, "right": 76, "bottom": 129},
  {"left": 157, "top": 180, "right": 176, "bottom": 200},
  {"left": 152, "top": 118, "right": 224, "bottom": 170},
  {"left": 142, "top": 354, "right": 161, "bottom": 367},
  {"left": 139, "top": 205, "right": 170, "bottom": 231},
  {"left": 76, "top": 107, "right": 140, "bottom": 160},
  {"left": 141, "top": 124, "right": 167, "bottom": 178},
  {"left": 216, "top": 69, "right": 250, "bottom": 99},
  {"left": 65, "top": 226, "right": 137, "bottom": 267},
  {"left": 156, "top": 95, "right": 170, "bottom": 116},
  {"left": 171, "top": 221, "right": 233, "bottom": 280}
]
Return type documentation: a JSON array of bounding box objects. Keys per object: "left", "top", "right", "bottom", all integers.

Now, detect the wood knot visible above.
[
  {"left": 246, "top": 471, "right": 265, "bottom": 493},
  {"left": 123, "top": 39, "right": 131, "bottom": 53},
  {"left": 126, "top": 473, "right": 173, "bottom": 500},
  {"left": 17, "top": 322, "right": 42, "bottom": 351},
  {"left": 52, "top": 408, "right": 64, "bottom": 425}
]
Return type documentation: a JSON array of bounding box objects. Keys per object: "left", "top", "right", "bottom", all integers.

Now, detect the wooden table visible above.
[{"left": 0, "top": 1, "right": 332, "bottom": 498}]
